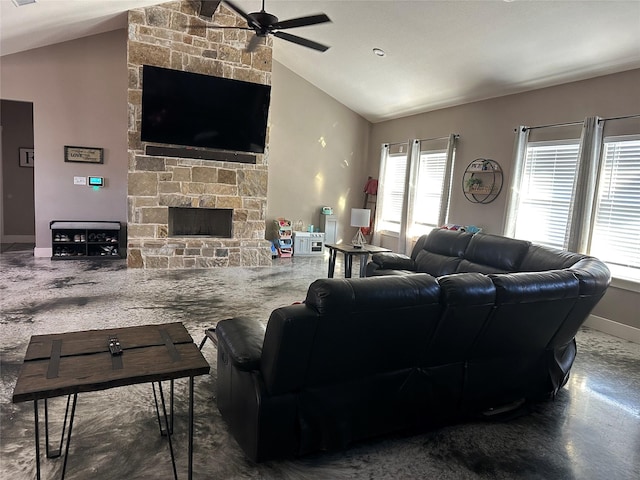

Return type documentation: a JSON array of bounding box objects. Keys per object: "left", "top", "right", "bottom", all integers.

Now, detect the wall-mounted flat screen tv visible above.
[{"left": 141, "top": 65, "right": 271, "bottom": 154}]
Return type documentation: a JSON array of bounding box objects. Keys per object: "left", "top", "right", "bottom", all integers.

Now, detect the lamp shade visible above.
[{"left": 350, "top": 208, "right": 371, "bottom": 228}]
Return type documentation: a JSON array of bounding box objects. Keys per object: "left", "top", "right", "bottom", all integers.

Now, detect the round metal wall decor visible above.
[{"left": 462, "top": 158, "right": 503, "bottom": 204}]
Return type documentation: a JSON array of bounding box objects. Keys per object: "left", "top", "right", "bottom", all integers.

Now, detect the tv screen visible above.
[{"left": 141, "top": 65, "right": 271, "bottom": 154}]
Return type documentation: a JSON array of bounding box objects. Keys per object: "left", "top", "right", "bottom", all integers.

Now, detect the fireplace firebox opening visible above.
[{"left": 168, "top": 207, "right": 233, "bottom": 238}]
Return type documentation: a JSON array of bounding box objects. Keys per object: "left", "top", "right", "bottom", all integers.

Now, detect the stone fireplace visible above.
[
  {"left": 126, "top": 1, "right": 273, "bottom": 269},
  {"left": 168, "top": 207, "right": 232, "bottom": 238}
]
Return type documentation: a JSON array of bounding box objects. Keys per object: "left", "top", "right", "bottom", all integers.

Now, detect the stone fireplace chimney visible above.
[{"left": 126, "top": 1, "right": 273, "bottom": 268}]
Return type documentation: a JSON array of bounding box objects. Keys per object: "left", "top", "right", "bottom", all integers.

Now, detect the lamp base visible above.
[{"left": 351, "top": 229, "right": 367, "bottom": 248}]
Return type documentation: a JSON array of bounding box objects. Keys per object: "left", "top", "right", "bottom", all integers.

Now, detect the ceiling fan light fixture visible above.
[
  {"left": 11, "top": 0, "right": 37, "bottom": 6},
  {"left": 373, "top": 48, "right": 386, "bottom": 57}
]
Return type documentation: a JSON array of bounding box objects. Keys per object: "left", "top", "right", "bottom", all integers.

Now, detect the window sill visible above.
[{"left": 607, "top": 264, "right": 640, "bottom": 293}]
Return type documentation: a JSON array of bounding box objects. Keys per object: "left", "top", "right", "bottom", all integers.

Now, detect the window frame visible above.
[{"left": 588, "top": 134, "right": 640, "bottom": 275}]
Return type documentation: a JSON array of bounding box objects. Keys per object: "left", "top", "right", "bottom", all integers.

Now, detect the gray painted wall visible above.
[
  {"left": 1, "top": 30, "right": 129, "bottom": 255},
  {"left": 268, "top": 61, "right": 371, "bottom": 241}
]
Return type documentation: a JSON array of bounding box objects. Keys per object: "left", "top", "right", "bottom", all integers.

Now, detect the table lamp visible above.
[{"left": 350, "top": 208, "right": 371, "bottom": 248}]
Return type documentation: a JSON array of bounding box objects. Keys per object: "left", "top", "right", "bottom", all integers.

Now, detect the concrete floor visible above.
[{"left": 1, "top": 248, "right": 638, "bottom": 479}]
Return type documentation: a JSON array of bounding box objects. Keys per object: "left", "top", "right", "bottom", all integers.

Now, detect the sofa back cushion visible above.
[
  {"left": 412, "top": 228, "right": 474, "bottom": 276},
  {"left": 300, "top": 274, "right": 442, "bottom": 387},
  {"left": 519, "top": 244, "right": 585, "bottom": 271},
  {"left": 472, "top": 270, "right": 580, "bottom": 357},
  {"left": 422, "top": 273, "right": 496, "bottom": 365},
  {"left": 415, "top": 228, "right": 475, "bottom": 258},
  {"left": 457, "top": 233, "right": 530, "bottom": 273},
  {"left": 305, "top": 274, "right": 440, "bottom": 314},
  {"left": 464, "top": 269, "right": 581, "bottom": 408},
  {"left": 548, "top": 257, "right": 611, "bottom": 348}
]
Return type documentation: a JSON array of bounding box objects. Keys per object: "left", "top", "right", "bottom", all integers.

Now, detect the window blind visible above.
[
  {"left": 590, "top": 138, "right": 640, "bottom": 269},
  {"left": 411, "top": 150, "right": 447, "bottom": 232},
  {"left": 379, "top": 152, "right": 407, "bottom": 232},
  {"left": 513, "top": 141, "right": 580, "bottom": 249}
]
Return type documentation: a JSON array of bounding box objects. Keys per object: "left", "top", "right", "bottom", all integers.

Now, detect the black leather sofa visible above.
[{"left": 214, "top": 228, "right": 610, "bottom": 462}]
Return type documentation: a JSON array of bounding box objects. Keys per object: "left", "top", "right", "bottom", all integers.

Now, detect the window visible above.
[
  {"left": 409, "top": 149, "right": 448, "bottom": 237},
  {"left": 375, "top": 135, "right": 457, "bottom": 253},
  {"left": 590, "top": 137, "right": 640, "bottom": 269},
  {"left": 513, "top": 141, "right": 580, "bottom": 249},
  {"left": 378, "top": 151, "right": 408, "bottom": 233},
  {"left": 507, "top": 116, "right": 640, "bottom": 282}
]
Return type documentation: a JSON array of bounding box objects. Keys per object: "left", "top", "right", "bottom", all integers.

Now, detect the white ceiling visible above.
[{"left": 2, "top": 0, "right": 640, "bottom": 123}]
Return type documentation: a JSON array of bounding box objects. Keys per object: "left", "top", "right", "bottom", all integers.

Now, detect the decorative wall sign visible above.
[
  {"left": 19, "top": 148, "right": 34, "bottom": 168},
  {"left": 64, "top": 146, "right": 104, "bottom": 164}
]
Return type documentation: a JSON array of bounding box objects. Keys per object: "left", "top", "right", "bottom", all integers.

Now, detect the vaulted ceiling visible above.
[{"left": 2, "top": 0, "right": 639, "bottom": 123}]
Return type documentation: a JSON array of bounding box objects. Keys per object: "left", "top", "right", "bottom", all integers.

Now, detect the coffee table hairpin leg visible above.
[
  {"left": 155, "top": 382, "right": 178, "bottom": 480},
  {"left": 152, "top": 380, "right": 174, "bottom": 436},
  {"left": 34, "top": 394, "right": 78, "bottom": 480},
  {"left": 44, "top": 395, "right": 71, "bottom": 458},
  {"left": 153, "top": 378, "right": 195, "bottom": 480}
]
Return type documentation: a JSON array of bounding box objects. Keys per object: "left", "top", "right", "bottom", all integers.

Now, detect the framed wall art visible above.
[
  {"left": 64, "top": 146, "right": 104, "bottom": 164},
  {"left": 19, "top": 148, "right": 34, "bottom": 168}
]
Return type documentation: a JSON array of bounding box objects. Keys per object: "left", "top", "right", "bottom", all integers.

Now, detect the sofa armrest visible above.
[
  {"left": 370, "top": 252, "right": 416, "bottom": 271},
  {"left": 216, "top": 317, "right": 266, "bottom": 372}
]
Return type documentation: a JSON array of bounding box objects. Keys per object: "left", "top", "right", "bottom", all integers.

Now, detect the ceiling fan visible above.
[{"left": 193, "top": 0, "right": 331, "bottom": 52}]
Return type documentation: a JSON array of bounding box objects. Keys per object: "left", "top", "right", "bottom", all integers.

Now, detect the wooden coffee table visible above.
[
  {"left": 12, "top": 322, "right": 210, "bottom": 480},
  {"left": 325, "top": 243, "right": 391, "bottom": 278}
]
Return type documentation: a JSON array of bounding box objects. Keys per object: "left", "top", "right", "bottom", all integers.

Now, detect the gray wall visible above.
[
  {"left": 367, "top": 69, "right": 640, "bottom": 337},
  {"left": 368, "top": 69, "right": 640, "bottom": 236},
  {"left": 1, "top": 100, "right": 34, "bottom": 240},
  {"left": 1, "top": 30, "right": 129, "bottom": 256},
  {"left": 268, "top": 61, "right": 371, "bottom": 241}
]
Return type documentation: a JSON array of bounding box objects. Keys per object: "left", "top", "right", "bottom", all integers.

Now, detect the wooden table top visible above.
[
  {"left": 324, "top": 243, "right": 391, "bottom": 254},
  {"left": 12, "top": 322, "right": 210, "bottom": 403}
]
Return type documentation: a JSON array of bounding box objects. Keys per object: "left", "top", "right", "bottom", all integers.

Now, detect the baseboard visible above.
[
  {"left": 2, "top": 234, "right": 35, "bottom": 243},
  {"left": 583, "top": 314, "right": 640, "bottom": 344},
  {"left": 34, "top": 247, "right": 52, "bottom": 258}
]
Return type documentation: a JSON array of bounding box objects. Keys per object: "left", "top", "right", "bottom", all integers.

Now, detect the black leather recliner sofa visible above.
[{"left": 214, "top": 228, "right": 610, "bottom": 462}]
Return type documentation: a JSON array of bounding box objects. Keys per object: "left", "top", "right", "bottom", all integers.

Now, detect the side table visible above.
[{"left": 325, "top": 243, "right": 391, "bottom": 278}]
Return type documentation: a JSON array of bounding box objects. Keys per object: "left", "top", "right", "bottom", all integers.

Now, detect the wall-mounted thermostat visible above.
[{"left": 88, "top": 176, "right": 104, "bottom": 187}]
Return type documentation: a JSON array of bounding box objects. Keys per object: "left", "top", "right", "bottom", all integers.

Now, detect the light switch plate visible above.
[{"left": 74, "top": 176, "right": 87, "bottom": 185}]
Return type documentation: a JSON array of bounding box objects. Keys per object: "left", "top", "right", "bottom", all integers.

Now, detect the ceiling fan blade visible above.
[
  {"left": 246, "top": 33, "right": 263, "bottom": 53},
  {"left": 199, "top": 0, "right": 222, "bottom": 18},
  {"left": 274, "top": 14, "right": 331, "bottom": 30},
  {"left": 222, "top": 0, "right": 261, "bottom": 30},
  {"left": 273, "top": 31, "right": 330, "bottom": 52}
]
